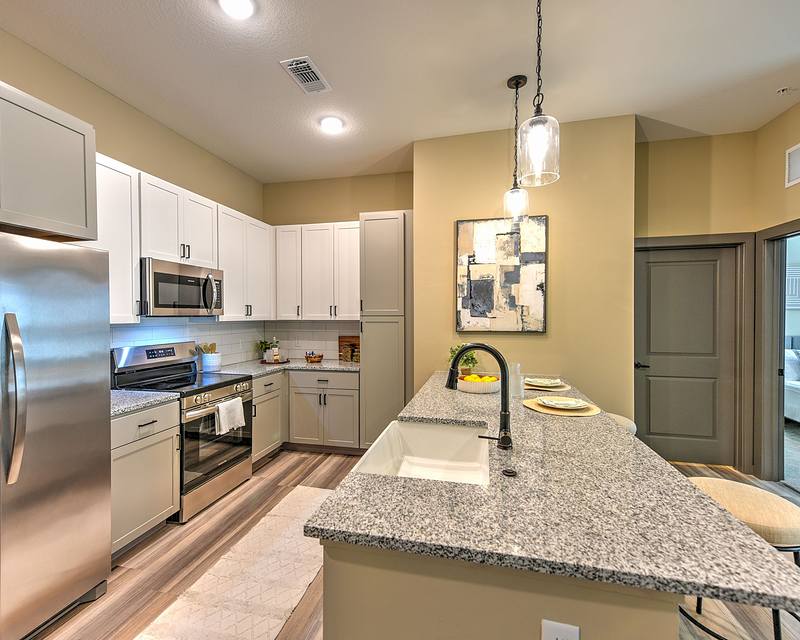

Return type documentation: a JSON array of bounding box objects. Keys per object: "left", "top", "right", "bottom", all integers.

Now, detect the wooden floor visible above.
[
  {"left": 37, "top": 450, "right": 358, "bottom": 640},
  {"left": 35, "top": 454, "right": 800, "bottom": 640},
  {"left": 674, "top": 462, "right": 800, "bottom": 640}
]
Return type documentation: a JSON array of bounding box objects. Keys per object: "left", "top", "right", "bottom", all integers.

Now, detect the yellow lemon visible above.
[{"left": 481, "top": 376, "right": 497, "bottom": 382}]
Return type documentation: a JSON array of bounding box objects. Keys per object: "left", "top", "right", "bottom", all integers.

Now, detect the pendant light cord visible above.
[
  {"left": 533, "top": 0, "right": 544, "bottom": 116},
  {"left": 513, "top": 82, "right": 520, "bottom": 189}
]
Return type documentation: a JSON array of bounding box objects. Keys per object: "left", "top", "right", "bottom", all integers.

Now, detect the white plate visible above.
[
  {"left": 536, "top": 396, "right": 589, "bottom": 410},
  {"left": 525, "top": 377, "right": 562, "bottom": 388}
]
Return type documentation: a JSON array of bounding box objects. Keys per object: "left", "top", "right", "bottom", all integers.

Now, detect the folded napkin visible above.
[{"left": 216, "top": 397, "right": 245, "bottom": 435}]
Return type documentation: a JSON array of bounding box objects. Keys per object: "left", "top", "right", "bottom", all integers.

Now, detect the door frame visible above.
[
  {"left": 754, "top": 218, "right": 800, "bottom": 480},
  {"left": 634, "top": 233, "right": 756, "bottom": 473}
]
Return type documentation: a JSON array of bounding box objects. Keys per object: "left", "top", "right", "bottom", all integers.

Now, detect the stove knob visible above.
[
  {"left": 193, "top": 394, "right": 203, "bottom": 405},
  {"left": 243, "top": 382, "right": 250, "bottom": 391},
  {"left": 203, "top": 393, "right": 211, "bottom": 402}
]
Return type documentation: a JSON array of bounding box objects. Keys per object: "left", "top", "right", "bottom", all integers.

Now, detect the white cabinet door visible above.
[
  {"left": 334, "top": 221, "right": 360, "bottom": 320},
  {"left": 182, "top": 191, "right": 217, "bottom": 268},
  {"left": 140, "top": 173, "right": 182, "bottom": 262},
  {"left": 111, "top": 426, "right": 180, "bottom": 553},
  {"left": 360, "top": 210, "right": 405, "bottom": 316},
  {"left": 289, "top": 387, "right": 324, "bottom": 444},
  {"left": 246, "top": 219, "right": 271, "bottom": 320},
  {"left": 81, "top": 154, "right": 141, "bottom": 324},
  {"left": 217, "top": 206, "right": 247, "bottom": 322},
  {"left": 301, "top": 224, "right": 335, "bottom": 320},
  {"left": 275, "top": 225, "right": 302, "bottom": 320},
  {"left": 0, "top": 82, "right": 97, "bottom": 240},
  {"left": 252, "top": 390, "right": 282, "bottom": 462},
  {"left": 360, "top": 317, "right": 404, "bottom": 447},
  {"left": 323, "top": 388, "right": 359, "bottom": 448}
]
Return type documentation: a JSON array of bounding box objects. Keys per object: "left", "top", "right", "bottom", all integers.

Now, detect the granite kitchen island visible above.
[{"left": 305, "top": 372, "right": 800, "bottom": 640}]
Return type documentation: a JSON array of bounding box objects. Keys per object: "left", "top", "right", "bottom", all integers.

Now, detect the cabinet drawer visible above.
[
  {"left": 112, "top": 402, "right": 180, "bottom": 449},
  {"left": 289, "top": 371, "right": 358, "bottom": 390},
  {"left": 253, "top": 372, "right": 284, "bottom": 398}
]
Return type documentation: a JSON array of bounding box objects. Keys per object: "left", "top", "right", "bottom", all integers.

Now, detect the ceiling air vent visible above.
[{"left": 279, "top": 56, "right": 331, "bottom": 94}]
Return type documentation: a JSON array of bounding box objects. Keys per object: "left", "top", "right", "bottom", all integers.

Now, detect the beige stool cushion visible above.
[
  {"left": 607, "top": 412, "right": 637, "bottom": 435},
  {"left": 689, "top": 476, "right": 800, "bottom": 547}
]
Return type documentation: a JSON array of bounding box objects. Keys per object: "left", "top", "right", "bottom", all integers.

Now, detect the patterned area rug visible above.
[{"left": 138, "top": 485, "right": 331, "bottom": 640}]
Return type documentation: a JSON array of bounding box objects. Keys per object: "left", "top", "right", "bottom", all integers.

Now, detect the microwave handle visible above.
[{"left": 204, "top": 274, "right": 218, "bottom": 314}]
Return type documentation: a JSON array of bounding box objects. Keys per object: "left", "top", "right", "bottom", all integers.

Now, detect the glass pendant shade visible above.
[
  {"left": 503, "top": 187, "right": 529, "bottom": 220},
  {"left": 518, "top": 113, "right": 560, "bottom": 187}
]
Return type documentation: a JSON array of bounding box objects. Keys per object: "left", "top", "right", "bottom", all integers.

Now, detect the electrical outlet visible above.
[{"left": 542, "top": 619, "right": 580, "bottom": 640}]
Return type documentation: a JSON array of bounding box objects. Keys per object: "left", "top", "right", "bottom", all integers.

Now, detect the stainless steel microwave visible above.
[{"left": 140, "top": 258, "right": 223, "bottom": 316}]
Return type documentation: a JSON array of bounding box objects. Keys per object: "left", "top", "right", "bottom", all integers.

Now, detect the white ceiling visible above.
[{"left": 1, "top": 0, "right": 799, "bottom": 182}]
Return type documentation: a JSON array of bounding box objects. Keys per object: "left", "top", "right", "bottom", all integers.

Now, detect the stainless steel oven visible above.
[{"left": 140, "top": 258, "right": 223, "bottom": 316}]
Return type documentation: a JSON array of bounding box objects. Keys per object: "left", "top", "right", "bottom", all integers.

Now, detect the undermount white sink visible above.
[{"left": 354, "top": 420, "right": 489, "bottom": 486}]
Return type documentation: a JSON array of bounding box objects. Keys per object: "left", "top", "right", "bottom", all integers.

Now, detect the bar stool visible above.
[
  {"left": 682, "top": 476, "right": 800, "bottom": 640},
  {"left": 607, "top": 412, "right": 637, "bottom": 435}
]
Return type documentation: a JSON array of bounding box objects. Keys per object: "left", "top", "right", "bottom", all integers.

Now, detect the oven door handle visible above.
[
  {"left": 204, "top": 274, "right": 217, "bottom": 314},
  {"left": 184, "top": 404, "right": 218, "bottom": 421}
]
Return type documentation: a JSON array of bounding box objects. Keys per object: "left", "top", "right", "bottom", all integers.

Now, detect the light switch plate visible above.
[{"left": 542, "top": 619, "right": 580, "bottom": 640}]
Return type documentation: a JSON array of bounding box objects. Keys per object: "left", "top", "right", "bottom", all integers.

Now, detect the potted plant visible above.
[
  {"left": 197, "top": 343, "right": 221, "bottom": 372},
  {"left": 257, "top": 337, "right": 281, "bottom": 362},
  {"left": 449, "top": 344, "right": 479, "bottom": 376}
]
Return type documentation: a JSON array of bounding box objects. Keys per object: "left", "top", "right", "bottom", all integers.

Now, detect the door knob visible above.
[{"left": 634, "top": 362, "right": 650, "bottom": 369}]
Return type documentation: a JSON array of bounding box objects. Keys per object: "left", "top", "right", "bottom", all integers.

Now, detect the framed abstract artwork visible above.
[{"left": 455, "top": 215, "right": 547, "bottom": 333}]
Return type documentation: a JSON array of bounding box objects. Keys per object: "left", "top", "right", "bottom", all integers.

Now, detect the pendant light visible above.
[
  {"left": 518, "top": 0, "right": 559, "bottom": 187},
  {"left": 504, "top": 75, "right": 529, "bottom": 220}
]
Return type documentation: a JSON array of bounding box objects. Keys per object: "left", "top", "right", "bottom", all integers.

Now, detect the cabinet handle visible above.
[
  {"left": 138, "top": 419, "right": 158, "bottom": 428},
  {"left": 318, "top": 393, "right": 322, "bottom": 406},
  {"left": 317, "top": 379, "right": 328, "bottom": 383},
  {"left": 175, "top": 433, "right": 181, "bottom": 451},
  {"left": 297, "top": 305, "right": 300, "bottom": 317},
  {"left": 264, "top": 382, "right": 274, "bottom": 388},
  {"left": 136, "top": 300, "right": 142, "bottom": 316},
  {"left": 187, "top": 244, "right": 191, "bottom": 260},
  {"left": 360, "top": 299, "right": 363, "bottom": 312},
  {"left": 329, "top": 305, "right": 333, "bottom": 317},
  {"left": 323, "top": 393, "right": 327, "bottom": 406},
  {"left": 334, "top": 305, "right": 337, "bottom": 317},
  {"left": 180, "top": 243, "right": 186, "bottom": 258},
  {"left": 253, "top": 404, "right": 257, "bottom": 418}
]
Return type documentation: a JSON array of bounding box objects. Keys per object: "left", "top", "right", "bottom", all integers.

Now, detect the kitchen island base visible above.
[{"left": 322, "top": 541, "right": 681, "bottom": 640}]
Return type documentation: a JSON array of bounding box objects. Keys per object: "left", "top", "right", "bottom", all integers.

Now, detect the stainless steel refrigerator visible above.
[{"left": 0, "top": 231, "right": 110, "bottom": 639}]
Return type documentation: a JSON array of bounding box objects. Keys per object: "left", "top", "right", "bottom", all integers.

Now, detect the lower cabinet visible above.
[
  {"left": 111, "top": 425, "right": 180, "bottom": 553},
  {"left": 252, "top": 389, "right": 282, "bottom": 462},
  {"left": 290, "top": 386, "right": 359, "bottom": 448}
]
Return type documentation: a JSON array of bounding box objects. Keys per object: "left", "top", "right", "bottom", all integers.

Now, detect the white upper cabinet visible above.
[
  {"left": 140, "top": 173, "right": 217, "bottom": 268},
  {"left": 218, "top": 207, "right": 273, "bottom": 322},
  {"left": 334, "top": 221, "right": 360, "bottom": 320},
  {"left": 182, "top": 192, "right": 217, "bottom": 268},
  {"left": 246, "top": 218, "right": 272, "bottom": 320},
  {"left": 0, "top": 81, "right": 97, "bottom": 240},
  {"left": 360, "top": 210, "right": 405, "bottom": 316},
  {"left": 140, "top": 173, "right": 182, "bottom": 262},
  {"left": 276, "top": 225, "right": 302, "bottom": 320},
  {"left": 301, "top": 224, "right": 335, "bottom": 320},
  {"left": 77, "top": 154, "right": 141, "bottom": 324},
  {"left": 217, "top": 206, "right": 247, "bottom": 322}
]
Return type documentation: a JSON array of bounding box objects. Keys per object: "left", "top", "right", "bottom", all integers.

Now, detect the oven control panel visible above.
[{"left": 145, "top": 347, "right": 176, "bottom": 360}]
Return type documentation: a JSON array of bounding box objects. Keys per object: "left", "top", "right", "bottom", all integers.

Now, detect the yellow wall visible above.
[
  {"left": 262, "top": 173, "right": 413, "bottom": 225},
  {"left": 413, "top": 116, "right": 636, "bottom": 416},
  {"left": 636, "top": 102, "right": 800, "bottom": 237},
  {"left": 0, "top": 28, "right": 263, "bottom": 219}
]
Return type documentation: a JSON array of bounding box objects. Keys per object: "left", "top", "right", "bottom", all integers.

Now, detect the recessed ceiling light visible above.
[
  {"left": 219, "top": 0, "right": 255, "bottom": 20},
  {"left": 320, "top": 116, "right": 345, "bottom": 135}
]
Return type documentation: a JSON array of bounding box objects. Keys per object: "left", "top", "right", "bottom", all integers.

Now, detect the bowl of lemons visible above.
[{"left": 457, "top": 373, "right": 501, "bottom": 394}]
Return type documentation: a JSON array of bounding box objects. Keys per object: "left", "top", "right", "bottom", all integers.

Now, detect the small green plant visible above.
[
  {"left": 258, "top": 337, "right": 280, "bottom": 352},
  {"left": 449, "top": 344, "right": 478, "bottom": 368},
  {"left": 196, "top": 342, "right": 217, "bottom": 354}
]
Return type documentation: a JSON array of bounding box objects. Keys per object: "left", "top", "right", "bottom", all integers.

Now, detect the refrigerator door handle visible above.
[{"left": 4, "top": 313, "right": 28, "bottom": 485}]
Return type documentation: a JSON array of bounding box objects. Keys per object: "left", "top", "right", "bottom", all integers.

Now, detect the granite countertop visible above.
[
  {"left": 220, "top": 358, "right": 360, "bottom": 378},
  {"left": 305, "top": 372, "right": 800, "bottom": 612},
  {"left": 111, "top": 389, "right": 180, "bottom": 418}
]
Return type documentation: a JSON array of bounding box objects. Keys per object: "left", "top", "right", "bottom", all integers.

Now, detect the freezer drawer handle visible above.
[{"left": 4, "top": 313, "right": 28, "bottom": 485}]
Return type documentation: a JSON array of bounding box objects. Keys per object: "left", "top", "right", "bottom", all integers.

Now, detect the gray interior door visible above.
[{"left": 634, "top": 246, "right": 737, "bottom": 464}]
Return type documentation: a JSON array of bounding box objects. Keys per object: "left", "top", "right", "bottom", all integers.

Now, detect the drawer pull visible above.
[
  {"left": 138, "top": 419, "right": 158, "bottom": 429},
  {"left": 264, "top": 382, "right": 274, "bottom": 388},
  {"left": 317, "top": 379, "right": 328, "bottom": 384}
]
